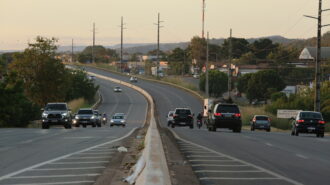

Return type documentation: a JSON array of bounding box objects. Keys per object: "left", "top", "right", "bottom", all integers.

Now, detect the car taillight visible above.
[
  {"left": 173, "top": 114, "right": 178, "bottom": 118},
  {"left": 214, "top": 113, "right": 222, "bottom": 116},
  {"left": 297, "top": 120, "right": 305, "bottom": 123},
  {"left": 235, "top": 113, "right": 241, "bottom": 117},
  {"left": 318, "top": 120, "right": 325, "bottom": 124}
]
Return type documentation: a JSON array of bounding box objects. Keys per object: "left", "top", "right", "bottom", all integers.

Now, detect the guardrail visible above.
[{"left": 87, "top": 72, "right": 171, "bottom": 185}]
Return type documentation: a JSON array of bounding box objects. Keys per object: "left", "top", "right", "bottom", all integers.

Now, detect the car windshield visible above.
[
  {"left": 256, "top": 116, "right": 269, "bottom": 120},
  {"left": 45, "top": 104, "right": 67, "bottom": 111},
  {"left": 300, "top": 112, "right": 322, "bottom": 119},
  {"left": 216, "top": 105, "right": 239, "bottom": 113},
  {"left": 113, "top": 116, "right": 124, "bottom": 119},
  {"left": 175, "top": 109, "right": 191, "bottom": 115},
  {"left": 78, "top": 110, "right": 93, "bottom": 114}
]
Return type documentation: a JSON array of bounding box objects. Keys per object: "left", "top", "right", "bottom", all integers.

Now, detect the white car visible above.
[
  {"left": 110, "top": 113, "right": 126, "bottom": 127},
  {"left": 130, "top": 76, "right": 138, "bottom": 83},
  {"left": 114, "top": 86, "right": 122, "bottom": 92}
]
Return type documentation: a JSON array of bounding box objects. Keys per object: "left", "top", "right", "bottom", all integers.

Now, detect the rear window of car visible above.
[
  {"left": 78, "top": 110, "right": 93, "bottom": 114},
  {"left": 300, "top": 112, "right": 322, "bottom": 119},
  {"left": 216, "top": 105, "right": 240, "bottom": 113},
  {"left": 256, "top": 116, "right": 268, "bottom": 120},
  {"left": 175, "top": 109, "right": 191, "bottom": 115},
  {"left": 45, "top": 104, "right": 67, "bottom": 111}
]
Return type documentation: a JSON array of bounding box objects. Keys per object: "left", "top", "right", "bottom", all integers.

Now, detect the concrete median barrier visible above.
[{"left": 87, "top": 72, "right": 171, "bottom": 185}]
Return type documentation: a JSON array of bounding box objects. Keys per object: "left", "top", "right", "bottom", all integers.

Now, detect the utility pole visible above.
[
  {"left": 120, "top": 16, "right": 125, "bottom": 73},
  {"left": 205, "top": 32, "right": 209, "bottom": 98},
  {"left": 92, "top": 22, "right": 95, "bottom": 63},
  {"left": 202, "top": 0, "right": 205, "bottom": 38},
  {"left": 228, "top": 29, "right": 232, "bottom": 100},
  {"left": 154, "top": 13, "right": 163, "bottom": 77},
  {"left": 71, "top": 39, "right": 74, "bottom": 63},
  {"left": 304, "top": 0, "right": 330, "bottom": 112},
  {"left": 182, "top": 50, "right": 185, "bottom": 76}
]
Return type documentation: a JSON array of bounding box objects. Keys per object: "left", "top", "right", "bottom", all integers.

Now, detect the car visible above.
[
  {"left": 88, "top": 75, "right": 96, "bottom": 80},
  {"left": 250, "top": 115, "right": 271, "bottom": 132},
  {"left": 206, "top": 103, "right": 242, "bottom": 132},
  {"left": 130, "top": 76, "right": 138, "bottom": 83},
  {"left": 73, "top": 108, "right": 98, "bottom": 128},
  {"left": 166, "top": 111, "right": 175, "bottom": 126},
  {"left": 41, "top": 103, "right": 72, "bottom": 129},
  {"left": 93, "top": 110, "right": 102, "bottom": 127},
  {"left": 110, "top": 113, "right": 126, "bottom": 127},
  {"left": 291, "top": 111, "right": 325, "bottom": 137},
  {"left": 172, "top": 108, "right": 194, "bottom": 129},
  {"left": 114, "top": 86, "right": 122, "bottom": 92}
]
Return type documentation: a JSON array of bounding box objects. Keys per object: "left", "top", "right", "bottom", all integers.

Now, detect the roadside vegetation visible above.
[{"left": 0, "top": 36, "right": 98, "bottom": 127}]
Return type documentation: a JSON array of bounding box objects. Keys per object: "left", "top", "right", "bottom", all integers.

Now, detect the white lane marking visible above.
[
  {"left": 50, "top": 161, "right": 109, "bottom": 164},
  {"left": 6, "top": 180, "right": 95, "bottom": 185},
  {"left": 181, "top": 150, "right": 212, "bottom": 153},
  {"left": 296, "top": 154, "right": 309, "bottom": 159},
  {"left": 63, "top": 137, "right": 94, "bottom": 139},
  {"left": 31, "top": 167, "right": 106, "bottom": 171},
  {"left": 196, "top": 170, "right": 262, "bottom": 173},
  {"left": 170, "top": 130, "right": 304, "bottom": 185},
  {"left": 0, "top": 128, "right": 137, "bottom": 181},
  {"left": 10, "top": 173, "right": 100, "bottom": 179},
  {"left": 192, "top": 164, "right": 249, "bottom": 167},
  {"left": 200, "top": 177, "right": 281, "bottom": 180},
  {"left": 265, "top": 142, "right": 273, "bottom": 147},
  {"left": 189, "top": 160, "right": 233, "bottom": 162},
  {"left": 187, "top": 155, "right": 224, "bottom": 158},
  {"left": 77, "top": 152, "right": 113, "bottom": 155},
  {"left": 66, "top": 156, "right": 110, "bottom": 159}
]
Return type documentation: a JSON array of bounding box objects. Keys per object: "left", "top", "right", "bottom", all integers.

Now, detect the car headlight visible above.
[
  {"left": 110, "top": 119, "right": 114, "bottom": 123},
  {"left": 91, "top": 116, "right": 95, "bottom": 119},
  {"left": 103, "top": 118, "right": 106, "bottom": 121},
  {"left": 121, "top": 120, "right": 125, "bottom": 123},
  {"left": 42, "top": 112, "right": 48, "bottom": 118},
  {"left": 75, "top": 115, "right": 79, "bottom": 119},
  {"left": 62, "top": 113, "right": 68, "bottom": 117}
]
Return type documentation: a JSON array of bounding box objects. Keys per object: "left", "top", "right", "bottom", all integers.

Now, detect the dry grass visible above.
[
  {"left": 162, "top": 76, "right": 198, "bottom": 92},
  {"left": 68, "top": 98, "right": 90, "bottom": 113}
]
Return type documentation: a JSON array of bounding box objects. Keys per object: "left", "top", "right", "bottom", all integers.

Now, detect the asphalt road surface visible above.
[
  {"left": 83, "top": 66, "right": 330, "bottom": 185},
  {"left": 0, "top": 77, "right": 147, "bottom": 185}
]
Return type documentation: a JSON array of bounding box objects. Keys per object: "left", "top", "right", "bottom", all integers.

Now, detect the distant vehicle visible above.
[
  {"left": 88, "top": 75, "right": 96, "bottom": 80},
  {"left": 93, "top": 110, "right": 102, "bottom": 127},
  {"left": 250, "top": 115, "right": 271, "bottom": 132},
  {"left": 114, "top": 86, "right": 122, "bottom": 92},
  {"left": 166, "top": 111, "right": 175, "bottom": 126},
  {"left": 193, "top": 74, "right": 200, "bottom": 79},
  {"left": 206, "top": 103, "right": 242, "bottom": 133},
  {"left": 41, "top": 103, "right": 72, "bottom": 129},
  {"left": 172, "top": 108, "right": 194, "bottom": 129},
  {"left": 130, "top": 76, "right": 138, "bottom": 83},
  {"left": 110, "top": 113, "right": 126, "bottom": 127},
  {"left": 73, "top": 108, "right": 98, "bottom": 128},
  {"left": 291, "top": 111, "right": 325, "bottom": 137}
]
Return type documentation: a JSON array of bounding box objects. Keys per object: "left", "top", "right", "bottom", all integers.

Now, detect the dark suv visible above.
[
  {"left": 206, "top": 103, "right": 242, "bottom": 132},
  {"left": 291, "top": 111, "right": 325, "bottom": 137},
  {"left": 41, "top": 103, "right": 72, "bottom": 129},
  {"left": 172, "top": 108, "right": 194, "bottom": 129}
]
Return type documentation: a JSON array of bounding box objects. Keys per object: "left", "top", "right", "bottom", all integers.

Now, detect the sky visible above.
[{"left": 1, "top": 0, "right": 330, "bottom": 50}]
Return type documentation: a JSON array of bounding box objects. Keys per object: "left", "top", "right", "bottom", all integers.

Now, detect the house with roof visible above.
[{"left": 299, "top": 47, "right": 330, "bottom": 61}]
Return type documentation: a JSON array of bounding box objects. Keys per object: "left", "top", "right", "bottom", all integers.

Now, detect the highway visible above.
[
  {"left": 83, "top": 67, "right": 330, "bottom": 185},
  {"left": 0, "top": 77, "right": 148, "bottom": 185}
]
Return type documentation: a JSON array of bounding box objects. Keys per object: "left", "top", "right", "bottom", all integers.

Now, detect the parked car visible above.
[
  {"left": 250, "top": 115, "right": 271, "bottom": 132},
  {"left": 73, "top": 108, "right": 97, "bottom": 128},
  {"left": 291, "top": 111, "right": 325, "bottom": 137},
  {"left": 114, "top": 86, "right": 122, "bottom": 92},
  {"left": 41, "top": 103, "right": 72, "bottom": 129},
  {"left": 172, "top": 108, "right": 194, "bottom": 129},
  {"left": 167, "top": 111, "right": 175, "bottom": 126},
  {"left": 130, "top": 76, "right": 138, "bottom": 82},
  {"left": 110, "top": 113, "right": 126, "bottom": 127},
  {"left": 206, "top": 103, "right": 242, "bottom": 132},
  {"left": 93, "top": 110, "right": 102, "bottom": 127}
]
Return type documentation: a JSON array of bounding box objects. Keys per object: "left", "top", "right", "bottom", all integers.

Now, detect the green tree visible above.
[
  {"left": 237, "top": 73, "right": 253, "bottom": 93},
  {"left": 250, "top": 39, "right": 279, "bottom": 59},
  {"left": 189, "top": 36, "right": 206, "bottom": 69},
  {"left": 246, "top": 70, "right": 286, "bottom": 102},
  {"left": 221, "top": 37, "right": 250, "bottom": 59},
  {"left": 267, "top": 45, "right": 300, "bottom": 64},
  {"left": 9, "top": 37, "right": 69, "bottom": 106},
  {"left": 236, "top": 52, "right": 257, "bottom": 65},
  {"left": 200, "top": 70, "right": 228, "bottom": 97},
  {"left": 78, "top": 46, "right": 118, "bottom": 63}
]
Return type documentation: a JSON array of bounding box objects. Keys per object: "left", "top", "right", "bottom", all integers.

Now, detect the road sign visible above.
[{"left": 277, "top": 109, "right": 302, "bottom": 119}]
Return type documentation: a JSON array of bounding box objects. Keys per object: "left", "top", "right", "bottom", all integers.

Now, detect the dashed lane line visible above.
[
  {"left": 200, "top": 177, "right": 282, "bottom": 180},
  {"left": 10, "top": 174, "right": 100, "bottom": 179},
  {"left": 50, "top": 161, "right": 109, "bottom": 164},
  {"left": 6, "top": 181, "right": 95, "bottom": 185},
  {"left": 195, "top": 170, "right": 263, "bottom": 173},
  {"left": 30, "top": 167, "right": 106, "bottom": 171}
]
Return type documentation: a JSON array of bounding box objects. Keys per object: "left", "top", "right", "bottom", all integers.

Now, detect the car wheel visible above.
[
  {"left": 42, "top": 124, "right": 49, "bottom": 129},
  {"left": 110, "top": 124, "right": 113, "bottom": 127},
  {"left": 266, "top": 128, "right": 271, "bottom": 132},
  {"left": 122, "top": 124, "right": 125, "bottom": 127},
  {"left": 171, "top": 124, "right": 175, "bottom": 128},
  {"left": 320, "top": 133, "right": 324, "bottom": 138}
]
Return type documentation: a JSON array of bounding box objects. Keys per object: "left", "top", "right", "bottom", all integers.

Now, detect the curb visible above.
[
  {"left": 86, "top": 71, "right": 172, "bottom": 185},
  {"left": 92, "top": 90, "right": 102, "bottom": 109}
]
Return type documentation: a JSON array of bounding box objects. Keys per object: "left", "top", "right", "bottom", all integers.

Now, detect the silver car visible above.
[
  {"left": 114, "top": 86, "right": 122, "bottom": 92},
  {"left": 110, "top": 113, "right": 126, "bottom": 127},
  {"left": 250, "top": 115, "right": 271, "bottom": 132}
]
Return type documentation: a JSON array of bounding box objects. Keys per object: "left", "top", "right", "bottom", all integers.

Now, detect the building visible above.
[{"left": 299, "top": 47, "right": 330, "bottom": 61}]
